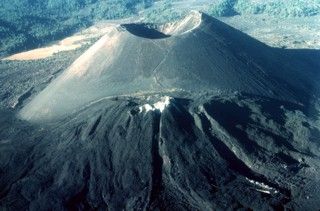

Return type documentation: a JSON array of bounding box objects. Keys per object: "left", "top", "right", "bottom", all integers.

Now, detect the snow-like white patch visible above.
[
  {"left": 139, "top": 96, "right": 171, "bottom": 113},
  {"left": 246, "top": 178, "right": 279, "bottom": 194},
  {"left": 162, "top": 155, "right": 171, "bottom": 166}
]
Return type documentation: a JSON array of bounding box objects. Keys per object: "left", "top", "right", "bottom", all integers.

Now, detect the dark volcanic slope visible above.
[
  {"left": 1, "top": 11, "right": 320, "bottom": 211},
  {"left": 1, "top": 94, "right": 320, "bottom": 210}
]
